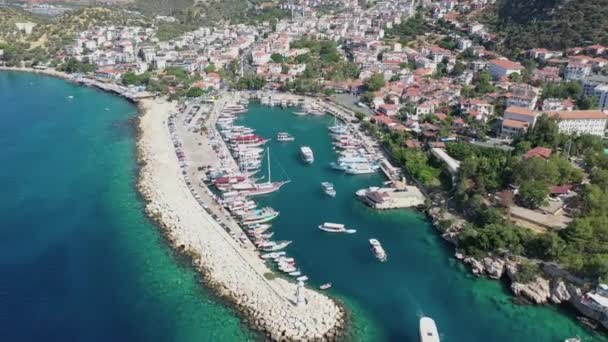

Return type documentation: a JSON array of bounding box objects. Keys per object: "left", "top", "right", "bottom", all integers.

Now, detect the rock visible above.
[
  {"left": 483, "top": 257, "right": 505, "bottom": 279},
  {"left": 550, "top": 280, "right": 571, "bottom": 304},
  {"left": 454, "top": 251, "right": 465, "bottom": 260},
  {"left": 504, "top": 260, "right": 519, "bottom": 281},
  {"left": 511, "top": 277, "right": 551, "bottom": 304},
  {"left": 463, "top": 257, "right": 484, "bottom": 276}
]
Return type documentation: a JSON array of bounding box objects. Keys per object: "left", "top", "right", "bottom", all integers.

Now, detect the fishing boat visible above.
[
  {"left": 262, "top": 240, "right": 292, "bottom": 251},
  {"left": 300, "top": 146, "right": 314, "bottom": 164},
  {"left": 276, "top": 132, "right": 295, "bottom": 142},
  {"left": 419, "top": 317, "right": 440, "bottom": 342},
  {"left": 318, "top": 222, "right": 356, "bottom": 234},
  {"left": 320, "top": 283, "right": 332, "bottom": 290},
  {"left": 321, "top": 182, "right": 336, "bottom": 197},
  {"left": 369, "top": 238, "right": 387, "bottom": 262},
  {"left": 241, "top": 208, "right": 279, "bottom": 225}
]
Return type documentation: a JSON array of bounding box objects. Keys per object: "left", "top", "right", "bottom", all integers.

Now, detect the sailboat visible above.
[{"left": 237, "top": 148, "right": 290, "bottom": 196}]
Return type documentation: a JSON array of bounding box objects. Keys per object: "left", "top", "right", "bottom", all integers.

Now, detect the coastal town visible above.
[{"left": 2, "top": 0, "right": 608, "bottom": 341}]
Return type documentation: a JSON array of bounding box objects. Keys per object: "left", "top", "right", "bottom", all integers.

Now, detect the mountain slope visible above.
[{"left": 485, "top": 0, "right": 608, "bottom": 51}]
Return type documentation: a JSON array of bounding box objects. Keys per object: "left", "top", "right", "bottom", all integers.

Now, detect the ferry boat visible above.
[
  {"left": 318, "top": 222, "right": 357, "bottom": 234},
  {"left": 320, "top": 283, "right": 332, "bottom": 290},
  {"left": 276, "top": 132, "right": 295, "bottom": 142},
  {"left": 369, "top": 238, "right": 387, "bottom": 262},
  {"left": 419, "top": 317, "right": 440, "bottom": 342},
  {"left": 241, "top": 208, "right": 279, "bottom": 225},
  {"left": 262, "top": 240, "right": 292, "bottom": 251},
  {"left": 300, "top": 146, "right": 314, "bottom": 164},
  {"left": 321, "top": 182, "right": 336, "bottom": 197}
]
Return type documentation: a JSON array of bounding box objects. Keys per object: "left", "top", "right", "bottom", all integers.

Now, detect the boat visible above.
[
  {"left": 276, "top": 132, "right": 295, "bottom": 142},
  {"left": 300, "top": 146, "right": 314, "bottom": 164},
  {"left": 320, "top": 283, "right": 332, "bottom": 290},
  {"left": 289, "top": 271, "right": 302, "bottom": 277},
  {"left": 262, "top": 240, "right": 292, "bottom": 251},
  {"left": 67, "top": 95, "right": 74, "bottom": 100},
  {"left": 297, "top": 276, "right": 309, "bottom": 282},
  {"left": 564, "top": 338, "right": 581, "bottom": 342},
  {"left": 104, "top": 108, "right": 109, "bottom": 111},
  {"left": 261, "top": 251, "right": 286, "bottom": 259},
  {"left": 241, "top": 208, "right": 279, "bottom": 225},
  {"left": 293, "top": 110, "right": 308, "bottom": 116},
  {"left": 344, "top": 163, "right": 378, "bottom": 175},
  {"left": 419, "top": 317, "right": 440, "bottom": 342},
  {"left": 321, "top": 182, "right": 336, "bottom": 197},
  {"left": 318, "top": 222, "right": 356, "bottom": 234},
  {"left": 237, "top": 148, "right": 290, "bottom": 196},
  {"left": 369, "top": 238, "right": 387, "bottom": 262}
]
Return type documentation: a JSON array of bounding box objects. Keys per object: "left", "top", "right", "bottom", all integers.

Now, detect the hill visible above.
[{"left": 483, "top": 0, "right": 608, "bottom": 51}]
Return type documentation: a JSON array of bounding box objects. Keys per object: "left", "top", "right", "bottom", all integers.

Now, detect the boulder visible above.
[
  {"left": 483, "top": 257, "right": 505, "bottom": 279},
  {"left": 511, "top": 277, "right": 551, "bottom": 304},
  {"left": 463, "top": 257, "right": 484, "bottom": 276},
  {"left": 550, "top": 280, "right": 571, "bottom": 304}
]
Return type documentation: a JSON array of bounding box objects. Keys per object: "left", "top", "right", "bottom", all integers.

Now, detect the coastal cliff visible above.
[{"left": 135, "top": 98, "right": 345, "bottom": 341}]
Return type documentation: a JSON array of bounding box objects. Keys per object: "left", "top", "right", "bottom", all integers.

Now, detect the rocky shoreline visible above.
[
  {"left": 426, "top": 206, "right": 608, "bottom": 331},
  {"left": 135, "top": 99, "right": 346, "bottom": 341}
]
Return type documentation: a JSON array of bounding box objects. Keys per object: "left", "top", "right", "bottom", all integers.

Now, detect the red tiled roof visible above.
[
  {"left": 550, "top": 184, "right": 573, "bottom": 195},
  {"left": 524, "top": 147, "right": 552, "bottom": 160},
  {"left": 548, "top": 110, "right": 607, "bottom": 120},
  {"left": 502, "top": 119, "right": 528, "bottom": 129},
  {"left": 489, "top": 59, "right": 524, "bottom": 70},
  {"left": 505, "top": 106, "right": 536, "bottom": 117}
]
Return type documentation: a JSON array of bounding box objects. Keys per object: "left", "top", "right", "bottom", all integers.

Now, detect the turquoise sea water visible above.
[
  {"left": 1, "top": 70, "right": 605, "bottom": 342},
  {"left": 236, "top": 103, "right": 606, "bottom": 342},
  {"left": 0, "top": 72, "right": 253, "bottom": 342}
]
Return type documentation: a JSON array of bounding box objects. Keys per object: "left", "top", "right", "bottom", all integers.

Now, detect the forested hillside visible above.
[{"left": 483, "top": 0, "right": 608, "bottom": 51}]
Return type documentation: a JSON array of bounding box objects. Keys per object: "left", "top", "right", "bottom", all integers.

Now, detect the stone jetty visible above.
[{"left": 136, "top": 98, "right": 345, "bottom": 341}]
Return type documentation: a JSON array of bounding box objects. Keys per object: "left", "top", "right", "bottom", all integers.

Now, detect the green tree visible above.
[
  {"left": 364, "top": 73, "right": 385, "bottom": 92},
  {"left": 518, "top": 180, "right": 548, "bottom": 209},
  {"left": 186, "top": 87, "right": 205, "bottom": 97},
  {"left": 270, "top": 53, "right": 284, "bottom": 63}
]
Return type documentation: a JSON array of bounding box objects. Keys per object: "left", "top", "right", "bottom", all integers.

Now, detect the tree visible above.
[
  {"left": 270, "top": 53, "right": 284, "bottom": 63},
  {"left": 475, "top": 70, "right": 495, "bottom": 95},
  {"left": 204, "top": 63, "right": 216, "bottom": 73},
  {"left": 518, "top": 180, "right": 548, "bottom": 209},
  {"left": 524, "top": 113, "right": 561, "bottom": 148},
  {"left": 186, "top": 87, "right": 205, "bottom": 97},
  {"left": 364, "top": 73, "right": 385, "bottom": 92},
  {"left": 451, "top": 61, "right": 466, "bottom": 77}
]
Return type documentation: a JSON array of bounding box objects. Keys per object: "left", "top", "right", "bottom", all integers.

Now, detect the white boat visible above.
[
  {"left": 419, "top": 317, "right": 440, "bottom": 342},
  {"left": 261, "top": 251, "right": 286, "bottom": 259},
  {"left": 297, "top": 276, "right": 309, "bottom": 282},
  {"left": 344, "top": 163, "right": 378, "bottom": 175},
  {"left": 262, "top": 240, "right": 292, "bottom": 252},
  {"left": 369, "top": 238, "right": 387, "bottom": 262},
  {"left": 300, "top": 146, "right": 314, "bottom": 164},
  {"left": 276, "top": 132, "right": 295, "bottom": 142},
  {"left": 320, "top": 283, "right": 332, "bottom": 290},
  {"left": 318, "top": 222, "right": 356, "bottom": 234},
  {"left": 293, "top": 110, "right": 308, "bottom": 116},
  {"left": 289, "top": 271, "right": 302, "bottom": 277},
  {"left": 241, "top": 208, "right": 280, "bottom": 225},
  {"left": 321, "top": 182, "right": 336, "bottom": 197}
]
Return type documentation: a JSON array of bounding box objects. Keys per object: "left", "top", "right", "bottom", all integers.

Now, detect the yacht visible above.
[
  {"left": 321, "top": 182, "right": 336, "bottom": 197},
  {"left": 241, "top": 208, "right": 279, "bottom": 225},
  {"left": 261, "top": 251, "right": 286, "bottom": 259},
  {"left": 318, "top": 222, "right": 356, "bottom": 234},
  {"left": 320, "top": 283, "right": 332, "bottom": 290},
  {"left": 276, "top": 132, "right": 295, "bottom": 142},
  {"left": 344, "top": 163, "right": 378, "bottom": 175},
  {"left": 300, "top": 146, "right": 314, "bottom": 164},
  {"left": 419, "top": 317, "right": 440, "bottom": 342},
  {"left": 369, "top": 238, "right": 387, "bottom": 262}
]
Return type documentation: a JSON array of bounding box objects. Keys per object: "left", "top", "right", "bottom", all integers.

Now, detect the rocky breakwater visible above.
[{"left": 136, "top": 99, "right": 345, "bottom": 340}]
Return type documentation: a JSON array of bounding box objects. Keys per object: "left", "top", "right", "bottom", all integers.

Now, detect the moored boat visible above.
[
  {"left": 262, "top": 240, "right": 292, "bottom": 251},
  {"left": 320, "top": 283, "right": 332, "bottom": 290},
  {"left": 276, "top": 132, "right": 295, "bottom": 142}
]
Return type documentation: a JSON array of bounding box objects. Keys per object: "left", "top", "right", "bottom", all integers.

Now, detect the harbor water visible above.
[
  {"left": 0, "top": 72, "right": 253, "bottom": 341},
  {"left": 235, "top": 103, "right": 605, "bottom": 342}
]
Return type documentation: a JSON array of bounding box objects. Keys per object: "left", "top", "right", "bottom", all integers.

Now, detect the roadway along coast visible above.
[{"left": 136, "top": 98, "right": 346, "bottom": 341}]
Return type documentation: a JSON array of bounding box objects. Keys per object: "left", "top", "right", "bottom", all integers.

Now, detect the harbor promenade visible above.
[{"left": 137, "top": 97, "right": 344, "bottom": 341}]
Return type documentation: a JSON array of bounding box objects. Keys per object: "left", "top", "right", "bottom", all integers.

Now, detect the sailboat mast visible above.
[{"left": 267, "top": 147, "right": 271, "bottom": 184}]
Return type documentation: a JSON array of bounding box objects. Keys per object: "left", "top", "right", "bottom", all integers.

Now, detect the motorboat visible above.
[
  {"left": 318, "top": 222, "right": 356, "bottom": 234},
  {"left": 321, "top": 182, "right": 336, "bottom": 197},
  {"left": 320, "top": 283, "right": 332, "bottom": 290},
  {"left": 369, "top": 238, "right": 387, "bottom": 262},
  {"left": 300, "top": 146, "right": 314, "bottom": 164},
  {"left": 276, "top": 132, "right": 295, "bottom": 142},
  {"left": 419, "top": 317, "right": 440, "bottom": 342}
]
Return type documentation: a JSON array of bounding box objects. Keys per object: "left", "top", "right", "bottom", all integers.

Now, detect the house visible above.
[
  {"left": 587, "top": 45, "right": 606, "bottom": 56},
  {"left": 488, "top": 59, "right": 524, "bottom": 80},
  {"left": 597, "top": 84, "right": 608, "bottom": 111},
  {"left": 582, "top": 75, "right": 608, "bottom": 96},
  {"left": 460, "top": 99, "right": 494, "bottom": 121},
  {"left": 524, "top": 147, "right": 552, "bottom": 160},
  {"left": 501, "top": 106, "right": 538, "bottom": 137},
  {"left": 564, "top": 62, "right": 592, "bottom": 81},
  {"left": 378, "top": 103, "right": 398, "bottom": 116},
  {"left": 542, "top": 98, "right": 574, "bottom": 112},
  {"left": 581, "top": 284, "right": 608, "bottom": 316},
  {"left": 548, "top": 110, "right": 608, "bottom": 137},
  {"left": 506, "top": 84, "right": 540, "bottom": 109},
  {"left": 533, "top": 67, "right": 561, "bottom": 83}
]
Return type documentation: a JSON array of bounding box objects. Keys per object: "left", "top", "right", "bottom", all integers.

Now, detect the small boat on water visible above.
[
  {"left": 419, "top": 317, "right": 440, "bottom": 342},
  {"left": 262, "top": 240, "right": 292, "bottom": 252},
  {"left": 318, "top": 222, "right": 356, "bottom": 234},
  {"left": 321, "top": 182, "right": 336, "bottom": 197},
  {"left": 320, "top": 283, "right": 332, "bottom": 290},
  {"left": 289, "top": 271, "right": 302, "bottom": 277},
  {"left": 276, "top": 132, "right": 295, "bottom": 142},
  {"left": 297, "top": 276, "right": 309, "bottom": 282},
  {"left": 300, "top": 146, "right": 314, "bottom": 164},
  {"left": 261, "top": 251, "right": 286, "bottom": 259},
  {"left": 369, "top": 238, "right": 387, "bottom": 262},
  {"left": 241, "top": 208, "right": 279, "bottom": 225},
  {"left": 565, "top": 338, "right": 581, "bottom": 342}
]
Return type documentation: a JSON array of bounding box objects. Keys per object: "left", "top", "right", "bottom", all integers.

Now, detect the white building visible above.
[
  {"left": 597, "top": 84, "right": 608, "bottom": 111},
  {"left": 501, "top": 106, "right": 538, "bottom": 137},
  {"left": 488, "top": 59, "right": 524, "bottom": 80},
  {"left": 564, "top": 62, "right": 592, "bottom": 81},
  {"left": 548, "top": 110, "right": 607, "bottom": 137}
]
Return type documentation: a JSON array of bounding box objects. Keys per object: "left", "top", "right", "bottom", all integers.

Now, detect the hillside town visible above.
[{"left": 3, "top": 0, "right": 608, "bottom": 336}]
